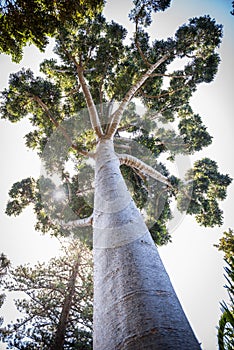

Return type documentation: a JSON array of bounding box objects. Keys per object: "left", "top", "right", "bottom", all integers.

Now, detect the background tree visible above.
[
  {"left": 0, "top": 0, "right": 232, "bottom": 348},
  {"left": 215, "top": 229, "right": 234, "bottom": 350},
  {"left": 0, "top": 253, "right": 10, "bottom": 327},
  {"left": 0, "top": 240, "right": 93, "bottom": 350}
]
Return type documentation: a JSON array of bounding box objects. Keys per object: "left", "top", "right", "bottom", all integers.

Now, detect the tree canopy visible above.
[{"left": 0, "top": 0, "right": 231, "bottom": 246}]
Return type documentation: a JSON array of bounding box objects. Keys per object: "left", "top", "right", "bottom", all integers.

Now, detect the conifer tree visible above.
[{"left": 0, "top": 240, "right": 93, "bottom": 350}]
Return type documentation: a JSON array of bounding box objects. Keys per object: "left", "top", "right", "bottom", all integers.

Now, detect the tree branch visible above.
[
  {"left": 150, "top": 73, "right": 189, "bottom": 79},
  {"left": 76, "top": 65, "right": 104, "bottom": 138},
  {"left": 58, "top": 34, "right": 103, "bottom": 138},
  {"left": 32, "top": 96, "right": 92, "bottom": 158},
  {"left": 118, "top": 153, "right": 172, "bottom": 187},
  {"left": 106, "top": 54, "right": 169, "bottom": 138},
  {"left": 139, "top": 87, "right": 183, "bottom": 100},
  {"left": 55, "top": 214, "right": 93, "bottom": 229},
  {"left": 134, "top": 21, "right": 152, "bottom": 68}
]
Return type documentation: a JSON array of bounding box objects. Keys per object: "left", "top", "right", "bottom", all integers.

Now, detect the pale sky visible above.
[{"left": 0, "top": 1, "right": 234, "bottom": 349}]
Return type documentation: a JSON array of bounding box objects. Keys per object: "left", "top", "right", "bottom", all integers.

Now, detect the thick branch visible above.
[
  {"left": 58, "top": 35, "right": 103, "bottom": 138},
  {"left": 76, "top": 66, "right": 104, "bottom": 138},
  {"left": 106, "top": 54, "right": 169, "bottom": 138},
  {"left": 118, "top": 153, "right": 172, "bottom": 187},
  {"left": 56, "top": 214, "right": 93, "bottom": 229}
]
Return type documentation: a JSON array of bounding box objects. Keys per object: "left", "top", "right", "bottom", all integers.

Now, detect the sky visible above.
[{"left": 0, "top": 0, "right": 234, "bottom": 349}]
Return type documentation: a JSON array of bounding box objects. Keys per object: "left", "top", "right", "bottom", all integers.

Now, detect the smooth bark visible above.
[
  {"left": 93, "top": 139, "right": 201, "bottom": 349},
  {"left": 118, "top": 153, "right": 172, "bottom": 187}
]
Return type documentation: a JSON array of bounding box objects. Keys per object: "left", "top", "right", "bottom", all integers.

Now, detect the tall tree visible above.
[
  {"left": 0, "top": 0, "right": 232, "bottom": 348},
  {"left": 215, "top": 229, "right": 234, "bottom": 350},
  {"left": 0, "top": 240, "right": 93, "bottom": 350}
]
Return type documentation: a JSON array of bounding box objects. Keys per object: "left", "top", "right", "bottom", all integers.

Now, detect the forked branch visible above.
[{"left": 106, "top": 54, "right": 169, "bottom": 138}]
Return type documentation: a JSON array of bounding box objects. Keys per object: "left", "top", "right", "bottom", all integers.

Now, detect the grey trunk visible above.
[
  {"left": 93, "top": 139, "right": 201, "bottom": 350},
  {"left": 50, "top": 257, "right": 80, "bottom": 350}
]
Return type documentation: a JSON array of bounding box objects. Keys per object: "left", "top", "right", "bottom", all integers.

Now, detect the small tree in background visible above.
[{"left": 0, "top": 240, "right": 93, "bottom": 350}]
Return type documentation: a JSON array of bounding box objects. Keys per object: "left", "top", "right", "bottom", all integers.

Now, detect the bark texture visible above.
[
  {"left": 50, "top": 256, "right": 81, "bottom": 350},
  {"left": 93, "top": 139, "right": 201, "bottom": 349}
]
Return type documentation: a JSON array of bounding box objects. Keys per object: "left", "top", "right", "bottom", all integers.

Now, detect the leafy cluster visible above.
[
  {"left": 5, "top": 174, "right": 93, "bottom": 243},
  {"left": 0, "top": 0, "right": 104, "bottom": 62},
  {"left": 129, "top": 0, "right": 172, "bottom": 27},
  {"left": 177, "top": 158, "right": 232, "bottom": 227}
]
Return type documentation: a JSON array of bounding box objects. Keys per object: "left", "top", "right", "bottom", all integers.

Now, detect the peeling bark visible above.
[{"left": 93, "top": 139, "right": 201, "bottom": 349}]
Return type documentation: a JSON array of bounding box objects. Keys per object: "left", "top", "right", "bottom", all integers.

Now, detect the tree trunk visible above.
[
  {"left": 93, "top": 139, "right": 201, "bottom": 350},
  {"left": 50, "top": 257, "right": 80, "bottom": 350}
]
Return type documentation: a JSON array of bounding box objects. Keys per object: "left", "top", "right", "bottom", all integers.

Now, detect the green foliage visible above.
[
  {"left": 215, "top": 229, "right": 234, "bottom": 265},
  {"left": 0, "top": 240, "right": 93, "bottom": 349},
  {"left": 218, "top": 305, "right": 234, "bottom": 350},
  {"left": 215, "top": 230, "right": 234, "bottom": 349},
  {"left": 178, "top": 158, "right": 232, "bottom": 227},
  {"left": 0, "top": 1, "right": 231, "bottom": 247},
  {"left": 5, "top": 174, "right": 93, "bottom": 241},
  {"left": 175, "top": 15, "right": 223, "bottom": 58},
  {"left": 129, "top": 0, "right": 172, "bottom": 27},
  {"left": 178, "top": 108, "right": 213, "bottom": 153},
  {"left": 120, "top": 164, "right": 148, "bottom": 210},
  {"left": 0, "top": 0, "right": 104, "bottom": 62},
  {"left": 5, "top": 176, "right": 63, "bottom": 236}
]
